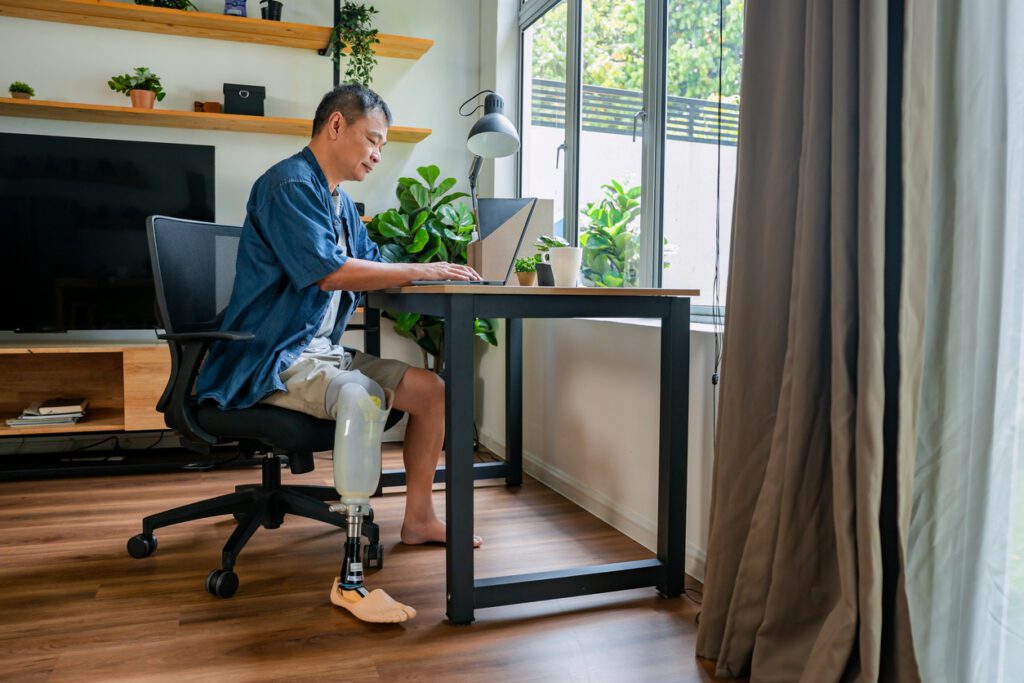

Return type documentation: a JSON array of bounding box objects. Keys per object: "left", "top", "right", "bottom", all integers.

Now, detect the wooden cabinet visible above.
[{"left": 0, "top": 343, "right": 170, "bottom": 437}]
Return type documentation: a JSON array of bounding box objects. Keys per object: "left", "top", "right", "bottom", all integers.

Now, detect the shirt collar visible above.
[{"left": 300, "top": 146, "right": 334, "bottom": 194}]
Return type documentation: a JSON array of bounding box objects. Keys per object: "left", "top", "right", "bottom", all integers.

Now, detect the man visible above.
[{"left": 194, "top": 84, "right": 481, "bottom": 623}]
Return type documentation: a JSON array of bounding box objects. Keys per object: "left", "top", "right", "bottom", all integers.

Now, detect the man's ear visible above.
[{"left": 328, "top": 111, "right": 346, "bottom": 139}]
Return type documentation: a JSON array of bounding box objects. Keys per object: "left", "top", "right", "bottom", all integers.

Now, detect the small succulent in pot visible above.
[{"left": 9, "top": 81, "right": 35, "bottom": 99}]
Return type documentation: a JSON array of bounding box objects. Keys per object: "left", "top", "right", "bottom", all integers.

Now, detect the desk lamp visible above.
[{"left": 459, "top": 90, "right": 521, "bottom": 233}]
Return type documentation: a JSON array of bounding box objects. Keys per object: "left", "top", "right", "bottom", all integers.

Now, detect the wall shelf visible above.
[
  {"left": 0, "top": 0, "right": 433, "bottom": 57},
  {"left": 0, "top": 97, "right": 432, "bottom": 142}
]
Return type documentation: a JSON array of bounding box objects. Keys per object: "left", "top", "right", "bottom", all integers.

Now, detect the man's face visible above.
[{"left": 328, "top": 109, "right": 388, "bottom": 183}]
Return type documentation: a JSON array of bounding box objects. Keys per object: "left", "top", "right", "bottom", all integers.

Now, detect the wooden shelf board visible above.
[
  {"left": 0, "top": 97, "right": 431, "bottom": 142},
  {"left": 0, "top": 0, "right": 433, "bottom": 57},
  {"left": 0, "top": 407, "right": 124, "bottom": 436},
  {"left": 0, "top": 342, "right": 166, "bottom": 355}
]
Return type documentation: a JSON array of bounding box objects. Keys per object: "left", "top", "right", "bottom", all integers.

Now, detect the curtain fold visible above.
[
  {"left": 695, "top": 1, "right": 918, "bottom": 680},
  {"left": 901, "top": 1, "right": 1024, "bottom": 679}
]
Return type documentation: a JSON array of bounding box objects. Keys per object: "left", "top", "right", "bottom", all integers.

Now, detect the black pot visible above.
[
  {"left": 261, "top": 0, "right": 283, "bottom": 20},
  {"left": 536, "top": 262, "right": 555, "bottom": 286}
]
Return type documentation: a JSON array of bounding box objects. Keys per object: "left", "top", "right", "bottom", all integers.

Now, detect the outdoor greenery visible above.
[
  {"left": 134, "top": 0, "right": 197, "bottom": 10},
  {"left": 328, "top": 2, "right": 380, "bottom": 86},
  {"left": 531, "top": 0, "right": 744, "bottom": 101},
  {"left": 108, "top": 68, "right": 166, "bottom": 101},
  {"left": 366, "top": 165, "right": 498, "bottom": 370},
  {"left": 8, "top": 81, "right": 34, "bottom": 96}
]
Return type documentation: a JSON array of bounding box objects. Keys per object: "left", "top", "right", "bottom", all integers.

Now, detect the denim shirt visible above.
[{"left": 194, "top": 147, "right": 381, "bottom": 409}]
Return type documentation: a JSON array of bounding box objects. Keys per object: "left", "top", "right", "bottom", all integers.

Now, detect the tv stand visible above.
[{"left": 0, "top": 342, "right": 169, "bottom": 437}]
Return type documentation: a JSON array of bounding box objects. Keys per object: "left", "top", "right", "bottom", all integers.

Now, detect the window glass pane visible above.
[
  {"left": 578, "top": 0, "right": 645, "bottom": 288},
  {"left": 521, "top": 2, "right": 567, "bottom": 237},
  {"left": 662, "top": 0, "right": 744, "bottom": 304}
]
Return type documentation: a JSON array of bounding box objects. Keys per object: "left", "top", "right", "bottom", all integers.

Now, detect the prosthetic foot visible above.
[{"left": 327, "top": 378, "right": 416, "bottom": 623}]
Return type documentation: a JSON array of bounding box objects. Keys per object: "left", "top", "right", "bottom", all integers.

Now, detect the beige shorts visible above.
[{"left": 260, "top": 351, "right": 411, "bottom": 420}]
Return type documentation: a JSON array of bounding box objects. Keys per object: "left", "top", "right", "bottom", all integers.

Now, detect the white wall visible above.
[
  {"left": 0, "top": 0, "right": 481, "bottom": 360},
  {"left": 0, "top": 0, "right": 480, "bottom": 227}
]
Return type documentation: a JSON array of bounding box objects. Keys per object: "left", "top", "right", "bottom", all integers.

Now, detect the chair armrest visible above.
[{"left": 158, "top": 331, "right": 255, "bottom": 342}]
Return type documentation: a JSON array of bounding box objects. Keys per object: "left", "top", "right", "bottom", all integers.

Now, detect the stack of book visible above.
[{"left": 5, "top": 397, "right": 89, "bottom": 428}]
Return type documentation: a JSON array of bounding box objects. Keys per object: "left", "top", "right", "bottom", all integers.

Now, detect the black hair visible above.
[{"left": 311, "top": 84, "right": 392, "bottom": 137}]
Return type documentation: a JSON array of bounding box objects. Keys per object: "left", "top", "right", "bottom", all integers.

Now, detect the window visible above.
[{"left": 519, "top": 0, "right": 744, "bottom": 304}]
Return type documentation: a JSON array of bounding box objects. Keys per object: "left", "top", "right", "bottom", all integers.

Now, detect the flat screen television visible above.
[{"left": 0, "top": 132, "right": 215, "bottom": 331}]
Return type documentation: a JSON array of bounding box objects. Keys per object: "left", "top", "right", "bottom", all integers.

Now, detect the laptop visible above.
[{"left": 408, "top": 198, "right": 537, "bottom": 286}]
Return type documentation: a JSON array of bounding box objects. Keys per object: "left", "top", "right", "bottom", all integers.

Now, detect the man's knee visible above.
[{"left": 396, "top": 368, "right": 444, "bottom": 414}]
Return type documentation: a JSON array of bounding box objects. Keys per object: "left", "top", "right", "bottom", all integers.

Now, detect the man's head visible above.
[{"left": 311, "top": 84, "right": 392, "bottom": 183}]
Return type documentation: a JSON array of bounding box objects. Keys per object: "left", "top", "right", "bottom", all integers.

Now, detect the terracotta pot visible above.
[
  {"left": 129, "top": 89, "right": 156, "bottom": 109},
  {"left": 10, "top": 92, "right": 31, "bottom": 100},
  {"left": 515, "top": 271, "right": 537, "bottom": 286}
]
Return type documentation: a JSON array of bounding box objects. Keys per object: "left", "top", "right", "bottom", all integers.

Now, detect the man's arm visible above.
[{"left": 318, "top": 258, "right": 481, "bottom": 292}]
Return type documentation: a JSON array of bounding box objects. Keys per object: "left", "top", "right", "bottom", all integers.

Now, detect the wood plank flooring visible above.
[{"left": 0, "top": 446, "right": 725, "bottom": 682}]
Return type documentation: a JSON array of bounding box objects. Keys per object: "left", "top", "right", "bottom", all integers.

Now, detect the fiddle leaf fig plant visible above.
[
  {"left": 327, "top": 2, "right": 380, "bottom": 86},
  {"left": 366, "top": 165, "right": 498, "bottom": 371}
]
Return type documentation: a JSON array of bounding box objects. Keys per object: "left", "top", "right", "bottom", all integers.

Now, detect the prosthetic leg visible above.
[{"left": 325, "top": 375, "right": 416, "bottom": 623}]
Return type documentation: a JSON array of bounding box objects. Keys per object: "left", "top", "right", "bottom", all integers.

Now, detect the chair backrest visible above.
[{"left": 147, "top": 216, "right": 241, "bottom": 335}]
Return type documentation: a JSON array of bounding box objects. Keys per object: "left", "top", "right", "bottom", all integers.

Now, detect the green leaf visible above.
[
  {"left": 380, "top": 243, "right": 407, "bottom": 263},
  {"left": 433, "top": 191, "right": 470, "bottom": 208},
  {"left": 408, "top": 184, "right": 430, "bottom": 210},
  {"left": 437, "top": 204, "right": 458, "bottom": 227},
  {"left": 601, "top": 273, "right": 625, "bottom": 287},
  {"left": 376, "top": 212, "right": 408, "bottom": 238},
  {"left": 408, "top": 227, "right": 429, "bottom": 253},
  {"left": 410, "top": 210, "right": 429, "bottom": 231},
  {"left": 417, "top": 165, "right": 440, "bottom": 188},
  {"left": 434, "top": 177, "right": 457, "bottom": 197},
  {"left": 395, "top": 312, "right": 421, "bottom": 333}
]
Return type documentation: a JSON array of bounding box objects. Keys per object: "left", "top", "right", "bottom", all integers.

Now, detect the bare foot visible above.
[
  {"left": 329, "top": 578, "right": 416, "bottom": 623},
  {"left": 400, "top": 516, "right": 483, "bottom": 547}
]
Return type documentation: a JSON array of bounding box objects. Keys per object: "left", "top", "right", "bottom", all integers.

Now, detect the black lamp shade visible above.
[{"left": 467, "top": 93, "right": 520, "bottom": 158}]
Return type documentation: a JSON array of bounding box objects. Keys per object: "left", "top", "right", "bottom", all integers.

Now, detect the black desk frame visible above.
[{"left": 365, "top": 292, "right": 690, "bottom": 625}]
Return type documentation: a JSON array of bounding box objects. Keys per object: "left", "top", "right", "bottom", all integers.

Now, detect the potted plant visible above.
[
  {"left": 366, "top": 165, "right": 498, "bottom": 371},
  {"left": 8, "top": 81, "right": 34, "bottom": 100},
  {"left": 514, "top": 256, "right": 540, "bottom": 286},
  {"left": 108, "top": 67, "right": 166, "bottom": 109},
  {"left": 133, "top": 0, "right": 198, "bottom": 9},
  {"left": 326, "top": 2, "right": 380, "bottom": 85},
  {"left": 533, "top": 234, "right": 569, "bottom": 286}
]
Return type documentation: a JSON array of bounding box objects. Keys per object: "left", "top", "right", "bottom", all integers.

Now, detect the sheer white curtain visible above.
[{"left": 902, "top": 1, "right": 1024, "bottom": 681}]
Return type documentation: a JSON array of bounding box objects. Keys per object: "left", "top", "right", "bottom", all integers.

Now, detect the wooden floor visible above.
[{"left": 0, "top": 446, "right": 724, "bottom": 683}]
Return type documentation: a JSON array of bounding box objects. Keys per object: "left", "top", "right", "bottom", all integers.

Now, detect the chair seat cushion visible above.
[
  {"left": 194, "top": 404, "right": 406, "bottom": 454},
  {"left": 196, "top": 404, "right": 335, "bottom": 453}
]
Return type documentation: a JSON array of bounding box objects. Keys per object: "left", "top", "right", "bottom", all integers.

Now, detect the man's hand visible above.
[
  {"left": 318, "top": 258, "right": 483, "bottom": 292},
  {"left": 414, "top": 262, "right": 482, "bottom": 282}
]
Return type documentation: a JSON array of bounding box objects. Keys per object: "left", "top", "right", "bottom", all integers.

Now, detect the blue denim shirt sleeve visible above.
[
  {"left": 339, "top": 192, "right": 381, "bottom": 263},
  {"left": 253, "top": 180, "right": 348, "bottom": 290}
]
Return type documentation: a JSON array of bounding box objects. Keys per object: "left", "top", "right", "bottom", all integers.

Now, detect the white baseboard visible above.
[{"left": 478, "top": 430, "right": 706, "bottom": 582}]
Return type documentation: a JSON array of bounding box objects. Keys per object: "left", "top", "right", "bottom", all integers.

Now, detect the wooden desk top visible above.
[{"left": 381, "top": 286, "right": 700, "bottom": 296}]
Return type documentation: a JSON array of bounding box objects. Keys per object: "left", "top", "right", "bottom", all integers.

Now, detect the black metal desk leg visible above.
[
  {"left": 445, "top": 295, "right": 476, "bottom": 624},
  {"left": 657, "top": 297, "right": 689, "bottom": 597},
  {"left": 505, "top": 317, "right": 523, "bottom": 487},
  {"left": 363, "top": 306, "right": 381, "bottom": 358}
]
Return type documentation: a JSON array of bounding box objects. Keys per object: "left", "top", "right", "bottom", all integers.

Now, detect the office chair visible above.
[{"left": 126, "top": 216, "right": 402, "bottom": 598}]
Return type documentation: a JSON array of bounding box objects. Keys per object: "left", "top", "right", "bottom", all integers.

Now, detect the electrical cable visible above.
[{"left": 711, "top": 0, "right": 725, "bottom": 452}]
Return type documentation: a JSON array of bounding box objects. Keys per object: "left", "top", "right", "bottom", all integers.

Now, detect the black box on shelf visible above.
[{"left": 223, "top": 84, "right": 266, "bottom": 116}]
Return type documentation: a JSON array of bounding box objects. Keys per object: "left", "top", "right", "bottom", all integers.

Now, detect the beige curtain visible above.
[{"left": 695, "top": 2, "right": 918, "bottom": 680}]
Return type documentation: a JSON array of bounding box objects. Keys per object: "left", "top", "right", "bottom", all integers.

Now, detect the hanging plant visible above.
[{"left": 327, "top": 2, "right": 380, "bottom": 86}]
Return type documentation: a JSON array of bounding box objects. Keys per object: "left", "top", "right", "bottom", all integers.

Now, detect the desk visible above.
[{"left": 365, "top": 285, "right": 697, "bottom": 624}]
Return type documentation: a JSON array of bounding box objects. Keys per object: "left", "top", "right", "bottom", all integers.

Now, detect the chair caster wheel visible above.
[
  {"left": 127, "top": 533, "right": 157, "bottom": 558},
  {"left": 206, "top": 569, "right": 239, "bottom": 598},
  {"left": 363, "top": 542, "right": 384, "bottom": 570}
]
